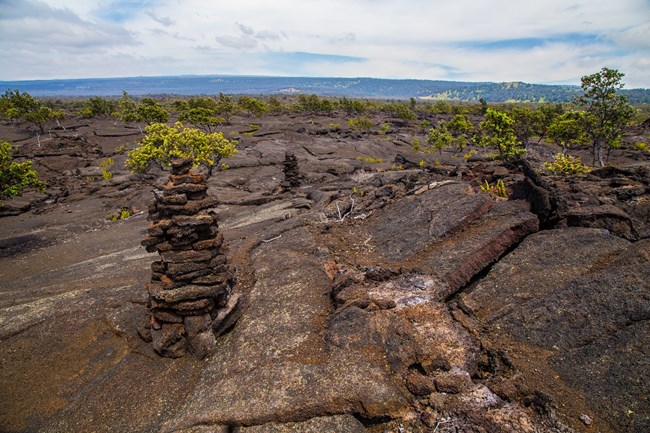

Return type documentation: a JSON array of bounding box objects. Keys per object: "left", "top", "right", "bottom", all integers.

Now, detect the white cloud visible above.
[
  {"left": 1, "top": 0, "right": 649, "bottom": 87},
  {"left": 145, "top": 10, "right": 174, "bottom": 27}
]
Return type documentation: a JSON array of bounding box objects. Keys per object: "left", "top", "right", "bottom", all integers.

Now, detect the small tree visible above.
[
  {"left": 446, "top": 114, "right": 474, "bottom": 153},
  {"left": 577, "top": 67, "right": 636, "bottom": 167},
  {"left": 25, "top": 105, "right": 64, "bottom": 134},
  {"left": 296, "top": 94, "right": 333, "bottom": 114},
  {"left": 1, "top": 89, "right": 63, "bottom": 133},
  {"left": 237, "top": 96, "right": 269, "bottom": 117},
  {"left": 215, "top": 93, "right": 236, "bottom": 123},
  {"left": 0, "top": 141, "right": 44, "bottom": 200},
  {"left": 426, "top": 125, "right": 453, "bottom": 155},
  {"left": 477, "top": 108, "right": 525, "bottom": 159},
  {"left": 176, "top": 97, "right": 224, "bottom": 132},
  {"left": 510, "top": 106, "right": 544, "bottom": 148},
  {"left": 118, "top": 92, "right": 169, "bottom": 130},
  {"left": 268, "top": 96, "right": 285, "bottom": 113},
  {"left": 137, "top": 98, "right": 170, "bottom": 125},
  {"left": 178, "top": 107, "right": 225, "bottom": 133},
  {"left": 1, "top": 89, "right": 35, "bottom": 122},
  {"left": 382, "top": 102, "right": 416, "bottom": 122},
  {"left": 339, "top": 97, "right": 366, "bottom": 115},
  {"left": 126, "top": 122, "right": 237, "bottom": 177},
  {"left": 547, "top": 111, "right": 588, "bottom": 154},
  {"left": 77, "top": 96, "right": 116, "bottom": 118}
]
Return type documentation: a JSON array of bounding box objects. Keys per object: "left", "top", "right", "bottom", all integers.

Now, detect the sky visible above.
[{"left": 1, "top": 0, "right": 649, "bottom": 88}]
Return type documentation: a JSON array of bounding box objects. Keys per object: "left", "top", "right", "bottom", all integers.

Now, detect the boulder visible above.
[{"left": 460, "top": 230, "right": 649, "bottom": 433}]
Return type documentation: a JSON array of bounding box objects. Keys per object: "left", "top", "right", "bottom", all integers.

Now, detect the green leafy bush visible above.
[
  {"left": 118, "top": 91, "right": 169, "bottom": 126},
  {"left": 296, "top": 94, "right": 333, "bottom": 114},
  {"left": 77, "top": 97, "right": 116, "bottom": 118},
  {"left": 348, "top": 116, "right": 374, "bottom": 131},
  {"left": 633, "top": 142, "right": 648, "bottom": 151},
  {"left": 338, "top": 97, "right": 366, "bottom": 114},
  {"left": 0, "top": 141, "right": 44, "bottom": 200},
  {"left": 477, "top": 108, "right": 525, "bottom": 159},
  {"left": 547, "top": 111, "right": 588, "bottom": 153},
  {"left": 544, "top": 153, "right": 592, "bottom": 175},
  {"left": 109, "top": 207, "right": 132, "bottom": 221},
  {"left": 238, "top": 96, "right": 269, "bottom": 117},
  {"left": 1, "top": 89, "right": 64, "bottom": 133},
  {"left": 126, "top": 122, "right": 238, "bottom": 176},
  {"left": 425, "top": 126, "right": 453, "bottom": 155}
]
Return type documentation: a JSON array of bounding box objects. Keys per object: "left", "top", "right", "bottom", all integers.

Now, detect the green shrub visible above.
[
  {"left": 348, "top": 116, "right": 374, "bottom": 131},
  {"left": 237, "top": 96, "right": 269, "bottom": 117},
  {"left": 126, "top": 122, "right": 237, "bottom": 177},
  {"left": 109, "top": 207, "right": 132, "bottom": 221},
  {"left": 476, "top": 108, "right": 525, "bottom": 159},
  {"left": 0, "top": 141, "right": 44, "bottom": 200},
  {"left": 1, "top": 89, "right": 63, "bottom": 133},
  {"left": 425, "top": 127, "right": 453, "bottom": 155},
  {"left": 99, "top": 157, "right": 115, "bottom": 167},
  {"left": 633, "top": 142, "right": 649, "bottom": 151},
  {"left": 544, "top": 153, "right": 592, "bottom": 175},
  {"left": 77, "top": 97, "right": 116, "bottom": 118},
  {"left": 412, "top": 136, "right": 421, "bottom": 151}
]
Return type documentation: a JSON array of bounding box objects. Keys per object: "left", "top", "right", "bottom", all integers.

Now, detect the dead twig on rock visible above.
[
  {"left": 339, "top": 198, "right": 355, "bottom": 221},
  {"left": 262, "top": 235, "right": 282, "bottom": 243}
]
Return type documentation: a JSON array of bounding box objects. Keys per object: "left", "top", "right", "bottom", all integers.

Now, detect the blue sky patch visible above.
[
  {"left": 459, "top": 33, "right": 606, "bottom": 50},
  {"left": 95, "top": 0, "right": 153, "bottom": 23}
]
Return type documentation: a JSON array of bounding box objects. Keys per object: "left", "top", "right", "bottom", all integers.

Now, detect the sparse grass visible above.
[
  {"left": 480, "top": 179, "right": 508, "bottom": 198},
  {"left": 242, "top": 124, "right": 260, "bottom": 135},
  {"left": 356, "top": 156, "right": 384, "bottom": 163}
]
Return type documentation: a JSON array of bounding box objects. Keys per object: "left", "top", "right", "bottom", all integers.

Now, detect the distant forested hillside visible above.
[{"left": 1, "top": 75, "right": 649, "bottom": 103}]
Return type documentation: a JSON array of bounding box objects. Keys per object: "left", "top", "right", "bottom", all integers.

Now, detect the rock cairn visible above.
[
  {"left": 140, "top": 159, "right": 236, "bottom": 359},
  {"left": 280, "top": 152, "right": 303, "bottom": 191}
]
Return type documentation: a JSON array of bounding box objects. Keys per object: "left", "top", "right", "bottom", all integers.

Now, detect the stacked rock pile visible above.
[
  {"left": 140, "top": 159, "right": 236, "bottom": 358},
  {"left": 280, "top": 152, "right": 303, "bottom": 191}
]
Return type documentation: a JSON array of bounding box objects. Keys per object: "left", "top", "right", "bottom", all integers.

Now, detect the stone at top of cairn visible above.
[{"left": 171, "top": 158, "right": 194, "bottom": 175}]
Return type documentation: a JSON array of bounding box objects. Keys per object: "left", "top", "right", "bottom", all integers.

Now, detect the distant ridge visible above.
[{"left": 1, "top": 75, "right": 649, "bottom": 103}]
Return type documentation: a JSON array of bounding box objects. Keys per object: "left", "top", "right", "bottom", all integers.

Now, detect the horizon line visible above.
[{"left": 0, "top": 73, "right": 594, "bottom": 89}]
